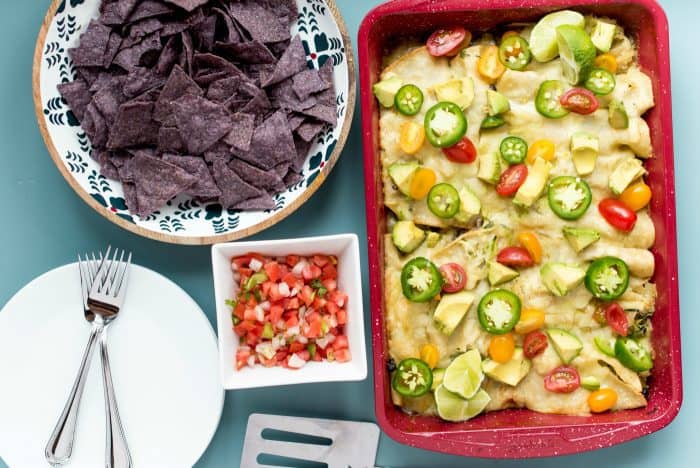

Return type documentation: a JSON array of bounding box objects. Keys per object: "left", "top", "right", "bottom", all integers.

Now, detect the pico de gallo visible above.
[{"left": 229, "top": 253, "right": 351, "bottom": 371}]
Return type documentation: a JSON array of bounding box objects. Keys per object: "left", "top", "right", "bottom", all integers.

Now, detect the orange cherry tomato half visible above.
[
  {"left": 502, "top": 30, "right": 520, "bottom": 41},
  {"left": 527, "top": 139, "right": 556, "bottom": 164},
  {"left": 619, "top": 181, "right": 652, "bottom": 211},
  {"left": 408, "top": 168, "right": 436, "bottom": 199},
  {"left": 439, "top": 263, "right": 467, "bottom": 293},
  {"left": 588, "top": 388, "right": 618, "bottom": 413},
  {"left": 489, "top": 333, "right": 516, "bottom": 364},
  {"left": 604, "top": 303, "right": 629, "bottom": 336},
  {"left": 419, "top": 343, "right": 440, "bottom": 369},
  {"left": 599, "top": 198, "right": 637, "bottom": 232},
  {"left": 442, "top": 137, "right": 477, "bottom": 163},
  {"left": 497, "top": 246, "right": 534, "bottom": 268},
  {"left": 496, "top": 163, "right": 528, "bottom": 197},
  {"left": 544, "top": 366, "right": 580, "bottom": 393},
  {"left": 427, "top": 26, "right": 470, "bottom": 57},
  {"left": 594, "top": 53, "right": 618, "bottom": 74},
  {"left": 477, "top": 45, "right": 506, "bottom": 82},
  {"left": 523, "top": 330, "right": 548, "bottom": 358},
  {"left": 517, "top": 232, "right": 542, "bottom": 264},
  {"left": 515, "top": 308, "right": 546, "bottom": 334},
  {"left": 399, "top": 121, "right": 426, "bottom": 155},
  {"left": 560, "top": 88, "right": 600, "bottom": 115}
]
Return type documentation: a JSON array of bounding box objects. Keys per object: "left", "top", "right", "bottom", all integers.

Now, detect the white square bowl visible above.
[{"left": 212, "top": 234, "right": 367, "bottom": 390}]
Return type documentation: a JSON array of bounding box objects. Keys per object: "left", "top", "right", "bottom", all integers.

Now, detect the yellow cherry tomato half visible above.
[
  {"left": 594, "top": 53, "right": 618, "bottom": 74},
  {"left": 399, "top": 121, "right": 426, "bottom": 155},
  {"left": 502, "top": 30, "right": 520, "bottom": 41},
  {"left": 477, "top": 45, "right": 506, "bottom": 82},
  {"left": 527, "top": 139, "right": 556, "bottom": 164},
  {"left": 517, "top": 232, "right": 543, "bottom": 264},
  {"left": 588, "top": 388, "right": 618, "bottom": 413},
  {"left": 619, "top": 181, "right": 652, "bottom": 211},
  {"left": 514, "top": 308, "right": 546, "bottom": 334},
  {"left": 409, "top": 167, "right": 436, "bottom": 199},
  {"left": 419, "top": 343, "right": 440, "bottom": 369},
  {"left": 489, "top": 333, "right": 516, "bottom": 363}
]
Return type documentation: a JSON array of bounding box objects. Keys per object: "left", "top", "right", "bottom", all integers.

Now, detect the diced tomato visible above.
[
  {"left": 259, "top": 355, "right": 276, "bottom": 367},
  {"left": 261, "top": 281, "right": 273, "bottom": 297},
  {"left": 322, "top": 279, "right": 337, "bottom": 292},
  {"left": 335, "top": 349, "right": 351, "bottom": 362},
  {"left": 312, "top": 296, "right": 327, "bottom": 311},
  {"left": 312, "top": 255, "right": 330, "bottom": 267},
  {"left": 326, "top": 301, "right": 340, "bottom": 316},
  {"left": 321, "top": 264, "right": 337, "bottom": 281},
  {"left": 300, "top": 285, "right": 316, "bottom": 306},
  {"left": 286, "top": 297, "right": 300, "bottom": 310},
  {"left": 232, "top": 256, "right": 252, "bottom": 268},
  {"left": 282, "top": 272, "right": 298, "bottom": 288},
  {"left": 328, "top": 290, "right": 347, "bottom": 308},
  {"left": 296, "top": 350, "right": 310, "bottom": 361},
  {"left": 289, "top": 341, "right": 305, "bottom": 353},
  {"left": 285, "top": 314, "right": 299, "bottom": 329},
  {"left": 238, "top": 267, "right": 253, "bottom": 279},
  {"left": 268, "top": 283, "right": 285, "bottom": 302},
  {"left": 243, "top": 308, "right": 257, "bottom": 321},
  {"left": 286, "top": 255, "right": 300, "bottom": 267},
  {"left": 269, "top": 304, "right": 284, "bottom": 324},
  {"left": 311, "top": 350, "right": 322, "bottom": 361},
  {"left": 263, "top": 261, "right": 281, "bottom": 282},
  {"left": 332, "top": 335, "right": 349, "bottom": 350},
  {"left": 274, "top": 350, "right": 288, "bottom": 362},
  {"left": 336, "top": 309, "right": 347, "bottom": 325},
  {"left": 302, "top": 264, "right": 322, "bottom": 281},
  {"left": 235, "top": 349, "right": 251, "bottom": 370},
  {"left": 306, "top": 321, "right": 322, "bottom": 338},
  {"left": 233, "top": 302, "right": 245, "bottom": 321}
]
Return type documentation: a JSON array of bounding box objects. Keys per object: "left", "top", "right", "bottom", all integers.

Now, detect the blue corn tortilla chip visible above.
[
  {"left": 291, "top": 136, "right": 312, "bottom": 172},
  {"left": 100, "top": 0, "right": 140, "bottom": 25},
  {"left": 212, "top": 7, "right": 242, "bottom": 44},
  {"left": 203, "top": 142, "right": 231, "bottom": 164},
  {"left": 283, "top": 170, "right": 303, "bottom": 187},
  {"left": 268, "top": 78, "right": 317, "bottom": 112},
  {"left": 68, "top": 20, "right": 111, "bottom": 67},
  {"left": 262, "top": 36, "right": 307, "bottom": 87},
  {"left": 156, "top": 35, "right": 181, "bottom": 75},
  {"left": 158, "top": 126, "right": 185, "bottom": 154},
  {"left": 163, "top": 0, "right": 209, "bottom": 12},
  {"left": 123, "top": 67, "right": 166, "bottom": 98},
  {"left": 162, "top": 154, "right": 221, "bottom": 199},
  {"left": 180, "top": 31, "right": 194, "bottom": 76},
  {"left": 292, "top": 68, "right": 331, "bottom": 101},
  {"left": 215, "top": 40, "right": 276, "bottom": 64},
  {"left": 300, "top": 103, "right": 337, "bottom": 126},
  {"left": 124, "top": 18, "right": 164, "bottom": 48},
  {"left": 94, "top": 151, "right": 120, "bottom": 180},
  {"left": 227, "top": 1, "right": 291, "bottom": 44},
  {"left": 233, "top": 193, "right": 276, "bottom": 211},
  {"left": 83, "top": 102, "right": 108, "bottom": 148},
  {"left": 229, "top": 157, "right": 286, "bottom": 192},
  {"left": 223, "top": 112, "right": 255, "bottom": 152},
  {"left": 154, "top": 64, "right": 203, "bottom": 122},
  {"left": 172, "top": 94, "right": 233, "bottom": 154},
  {"left": 107, "top": 101, "right": 159, "bottom": 149},
  {"left": 127, "top": 1, "right": 175, "bottom": 23},
  {"left": 57, "top": 79, "right": 91, "bottom": 121},
  {"left": 193, "top": 15, "right": 217, "bottom": 52},
  {"left": 91, "top": 75, "right": 128, "bottom": 125},
  {"left": 296, "top": 120, "right": 326, "bottom": 143},
  {"left": 212, "top": 158, "right": 266, "bottom": 208},
  {"left": 206, "top": 76, "right": 241, "bottom": 102},
  {"left": 287, "top": 113, "right": 306, "bottom": 132},
  {"left": 122, "top": 182, "right": 139, "bottom": 214},
  {"left": 130, "top": 153, "right": 198, "bottom": 217},
  {"left": 236, "top": 110, "right": 295, "bottom": 169},
  {"left": 113, "top": 33, "right": 162, "bottom": 72},
  {"left": 77, "top": 67, "right": 101, "bottom": 87},
  {"left": 104, "top": 32, "right": 123, "bottom": 67}
]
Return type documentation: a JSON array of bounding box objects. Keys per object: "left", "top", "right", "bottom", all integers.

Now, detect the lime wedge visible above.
[
  {"left": 442, "top": 349, "right": 484, "bottom": 399},
  {"left": 556, "top": 25, "right": 597, "bottom": 84},
  {"left": 435, "top": 386, "right": 491, "bottom": 422},
  {"left": 530, "top": 10, "right": 585, "bottom": 62}
]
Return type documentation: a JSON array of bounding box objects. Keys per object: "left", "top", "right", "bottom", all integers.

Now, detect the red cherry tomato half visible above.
[
  {"left": 426, "top": 26, "right": 468, "bottom": 57},
  {"left": 604, "top": 303, "right": 629, "bottom": 336},
  {"left": 599, "top": 198, "right": 637, "bottom": 232},
  {"left": 559, "top": 88, "right": 600, "bottom": 115},
  {"left": 523, "top": 330, "right": 548, "bottom": 359},
  {"left": 496, "top": 246, "right": 534, "bottom": 268},
  {"left": 439, "top": 263, "right": 467, "bottom": 293},
  {"left": 496, "top": 164, "right": 528, "bottom": 197},
  {"left": 442, "top": 137, "right": 477, "bottom": 163},
  {"left": 544, "top": 366, "right": 581, "bottom": 393}
]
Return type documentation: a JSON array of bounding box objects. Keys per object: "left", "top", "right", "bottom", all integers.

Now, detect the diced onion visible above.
[
  {"left": 249, "top": 258, "right": 263, "bottom": 272},
  {"left": 286, "top": 325, "right": 300, "bottom": 337},
  {"left": 292, "top": 260, "right": 308, "bottom": 277},
  {"left": 254, "top": 305, "right": 264, "bottom": 322},
  {"left": 296, "top": 335, "right": 309, "bottom": 344},
  {"left": 288, "top": 353, "right": 306, "bottom": 369},
  {"left": 278, "top": 282, "right": 290, "bottom": 297},
  {"left": 247, "top": 356, "right": 256, "bottom": 367},
  {"left": 260, "top": 301, "right": 271, "bottom": 311}
]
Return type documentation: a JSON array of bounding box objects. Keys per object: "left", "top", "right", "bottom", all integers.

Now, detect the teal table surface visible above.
[{"left": 1, "top": 1, "right": 697, "bottom": 467}]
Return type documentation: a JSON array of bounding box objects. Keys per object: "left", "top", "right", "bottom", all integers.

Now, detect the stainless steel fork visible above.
[{"left": 87, "top": 248, "right": 133, "bottom": 468}]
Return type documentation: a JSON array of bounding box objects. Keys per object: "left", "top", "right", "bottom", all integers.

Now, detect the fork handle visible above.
[
  {"left": 45, "top": 324, "right": 103, "bottom": 465},
  {"left": 100, "top": 329, "right": 132, "bottom": 468}
]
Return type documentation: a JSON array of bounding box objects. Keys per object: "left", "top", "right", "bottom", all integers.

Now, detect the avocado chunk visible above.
[
  {"left": 514, "top": 157, "right": 552, "bottom": 208},
  {"left": 434, "top": 78, "right": 475, "bottom": 110},
  {"left": 392, "top": 221, "right": 426, "bottom": 253},
  {"left": 388, "top": 162, "right": 419, "bottom": 196},
  {"left": 546, "top": 328, "right": 583, "bottom": 364},
  {"left": 454, "top": 186, "right": 482, "bottom": 225},
  {"left": 540, "top": 262, "right": 586, "bottom": 296},
  {"left": 425, "top": 231, "right": 441, "bottom": 248},
  {"left": 431, "top": 368, "right": 446, "bottom": 391},
  {"left": 487, "top": 89, "right": 510, "bottom": 116},
  {"left": 608, "top": 100, "right": 629, "bottom": 129},
  {"left": 477, "top": 152, "right": 501, "bottom": 184},
  {"left": 591, "top": 20, "right": 617, "bottom": 53},
  {"left": 570, "top": 132, "right": 599, "bottom": 176},
  {"left": 373, "top": 75, "right": 403, "bottom": 108},
  {"left": 488, "top": 261, "right": 519, "bottom": 286},
  {"left": 433, "top": 291, "right": 475, "bottom": 335},
  {"left": 581, "top": 375, "right": 601, "bottom": 391},
  {"left": 609, "top": 157, "right": 646, "bottom": 195},
  {"left": 562, "top": 227, "right": 600, "bottom": 252},
  {"left": 482, "top": 348, "right": 531, "bottom": 386}
]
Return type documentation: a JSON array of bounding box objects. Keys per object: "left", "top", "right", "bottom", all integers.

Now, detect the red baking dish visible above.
[{"left": 359, "top": 0, "right": 681, "bottom": 458}]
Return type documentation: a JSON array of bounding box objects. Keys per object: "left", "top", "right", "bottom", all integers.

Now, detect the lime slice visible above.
[
  {"left": 442, "top": 349, "right": 484, "bottom": 399},
  {"left": 556, "top": 25, "right": 596, "bottom": 84},
  {"left": 435, "top": 386, "right": 491, "bottom": 422},
  {"left": 530, "top": 10, "right": 585, "bottom": 62}
]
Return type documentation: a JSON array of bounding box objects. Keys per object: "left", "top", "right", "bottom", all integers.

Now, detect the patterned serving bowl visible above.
[{"left": 33, "top": 0, "right": 354, "bottom": 244}]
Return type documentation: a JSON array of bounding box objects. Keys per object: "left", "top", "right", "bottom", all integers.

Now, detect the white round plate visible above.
[{"left": 0, "top": 264, "right": 223, "bottom": 467}]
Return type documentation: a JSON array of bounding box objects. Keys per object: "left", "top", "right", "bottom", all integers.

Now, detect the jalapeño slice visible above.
[
  {"left": 477, "top": 289, "right": 521, "bottom": 334},
  {"left": 614, "top": 337, "right": 652, "bottom": 372},
  {"left": 499, "top": 136, "right": 528, "bottom": 164},
  {"left": 536, "top": 80, "right": 570, "bottom": 118},
  {"left": 424, "top": 102, "right": 468, "bottom": 147},
  {"left": 427, "top": 183, "right": 460, "bottom": 218},
  {"left": 395, "top": 84, "right": 425, "bottom": 116},
  {"left": 392, "top": 358, "right": 433, "bottom": 397},
  {"left": 498, "top": 36, "right": 532, "bottom": 71},
  {"left": 481, "top": 115, "right": 506, "bottom": 129},
  {"left": 585, "top": 256, "right": 630, "bottom": 300},
  {"left": 401, "top": 257, "right": 443, "bottom": 302},
  {"left": 585, "top": 68, "right": 616, "bottom": 95},
  {"left": 547, "top": 176, "right": 593, "bottom": 220}
]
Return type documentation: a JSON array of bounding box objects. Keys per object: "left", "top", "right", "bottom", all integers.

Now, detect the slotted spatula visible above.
[{"left": 241, "top": 413, "right": 381, "bottom": 468}]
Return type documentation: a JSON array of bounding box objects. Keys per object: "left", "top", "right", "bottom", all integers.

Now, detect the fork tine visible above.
[
  {"left": 107, "top": 250, "right": 125, "bottom": 293},
  {"left": 101, "top": 249, "right": 122, "bottom": 295},
  {"left": 77, "top": 254, "right": 89, "bottom": 310},
  {"left": 96, "top": 248, "right": 119, "bottom": 294},
  {"left": 112, "top": 252, "right": 132, "bottom": 299}
]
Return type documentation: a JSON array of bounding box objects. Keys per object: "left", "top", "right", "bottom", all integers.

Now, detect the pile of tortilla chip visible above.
[{"left": 58, "top": 0, "right": 336, "bottom": 217}]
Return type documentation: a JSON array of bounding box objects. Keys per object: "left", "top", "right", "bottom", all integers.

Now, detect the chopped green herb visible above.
[
  {"left": 225, "top": 299, "right": 237, "bottom": 308},
  {"left": 232, "top": 315, "right": 241, "bottom": 326},
  {"left": 307, "top": 343, "right": 317, "bottom": 359}
]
